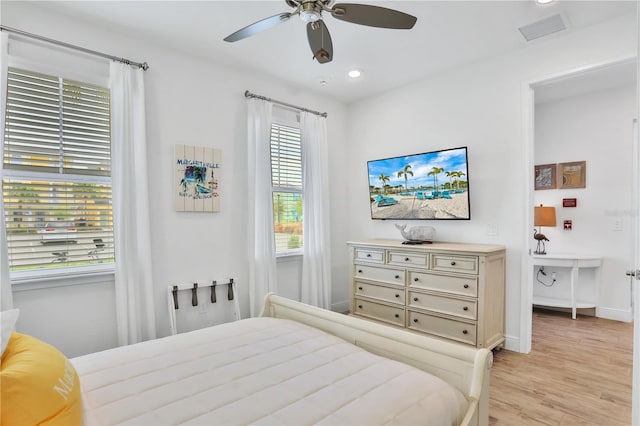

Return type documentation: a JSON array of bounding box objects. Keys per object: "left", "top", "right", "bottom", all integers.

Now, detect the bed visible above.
[
  {"left": 73, "top": 294, "right": 492, "bottom": 425},
  {"left": 1, "top": 294, "right": 492, "bottom": 425}
]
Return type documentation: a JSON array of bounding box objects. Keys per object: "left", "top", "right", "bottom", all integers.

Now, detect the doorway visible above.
[
  {"left": 521, "top": 57, "right": 638, "bottom": 423},
  {"left": 522, "top": 57, "right": 637, "bottom": 351}
]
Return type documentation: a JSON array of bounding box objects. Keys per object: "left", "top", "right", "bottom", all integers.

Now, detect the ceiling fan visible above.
[{"left": 223, "top": 0, "right": 417, "bottom": 64}]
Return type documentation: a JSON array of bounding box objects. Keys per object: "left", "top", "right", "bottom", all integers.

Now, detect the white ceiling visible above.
[{"left": 25, "top": 1, "right": 637, "bottom": 104}]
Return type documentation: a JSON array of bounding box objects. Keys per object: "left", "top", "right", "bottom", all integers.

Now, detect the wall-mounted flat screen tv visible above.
[{"left": 368, "top": 146, "right": 470, "bottom": 220}]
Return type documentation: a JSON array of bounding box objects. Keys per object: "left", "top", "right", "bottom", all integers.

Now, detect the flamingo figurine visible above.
[{"left": 533, "top": 228, "right": 549, "bottom": 254}]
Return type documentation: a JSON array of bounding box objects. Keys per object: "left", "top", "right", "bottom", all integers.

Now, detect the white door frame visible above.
[{"left": 633, "top": 13, "right": 640, "bottom": 423}]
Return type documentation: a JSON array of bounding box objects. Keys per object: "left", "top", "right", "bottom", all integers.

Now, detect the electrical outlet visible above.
[
  {"left": 486, "top": 224, "right": 498, "bottom": 236},
  {"left": 551, "top": 272, "right": 556, "bottom": 280},
  {"left": 198, "top": 302, "right": 207, "bottom": 314},
  {"left": 612, "top": 219, "right": 623, "bottom": 231}
]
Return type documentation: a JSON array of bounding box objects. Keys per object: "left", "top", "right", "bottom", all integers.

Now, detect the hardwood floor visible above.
[{"left": 490, "top": 309, "right": 633, "bottom": 425}]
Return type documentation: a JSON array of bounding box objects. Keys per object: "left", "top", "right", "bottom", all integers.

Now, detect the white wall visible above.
[
  {"left": 3, "top": 2, "right": 636, "bottom": 356},
  {"left": 12, "top": 276, "right": 117, "bottom": 356},
  {"left": 344, "top": 14, "right": 637, "bottom": 350},
  {"left": 534, "top": 84, "right": 636, "bottom": 320},
  {"left": 2, "top": 1, "right": 348, "bottom": 356}
]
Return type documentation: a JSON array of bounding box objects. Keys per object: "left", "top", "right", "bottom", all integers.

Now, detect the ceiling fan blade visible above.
[
  {"left": 224, "top": 13, "right": 292, "bottom": 42},
  {"left": 306, "top": 20, "right": 333, "bottom": 64},
  {"left": 330, "top": 3, "right": 416, "bottom": 29}
]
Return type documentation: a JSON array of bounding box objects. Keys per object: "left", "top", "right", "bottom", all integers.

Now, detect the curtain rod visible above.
[
  {"left": 245, "top": 90, "right": 327, "bottom": 118},
  {"left": 0, "top": 25, "right": 149, "bottom": 71}
]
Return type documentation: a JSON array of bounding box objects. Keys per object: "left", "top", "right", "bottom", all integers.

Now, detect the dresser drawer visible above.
[
  {"left": 354, "top": 298, "right": 405, "bottom": 327},
  {"left": 355, "top": 281, "right": 405, "bottom": 305},
  {"left": 354, "top": 265, "right": 405, "bottom": 285},
  {"left": 387, "top": 251, "right": 429, "bottom": 268},
  {"left": 354, "top": 248, "right": 384, "bottom": 264},
  {"left": 408, "top": 291, "right": 477, "bottom": 320},
  {"left": 431, "top": 254, "right": 478, "bottom": 274},
  {"left": 408, "top": 310, "right": 476, "bottom": 345},
  {"left": 408, "top": 271, "right": 478, "bottom": 297}
]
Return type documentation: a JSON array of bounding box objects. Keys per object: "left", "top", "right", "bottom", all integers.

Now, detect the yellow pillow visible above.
[{"left": 1, "top": 333, "right": 82, "bottom": 425}]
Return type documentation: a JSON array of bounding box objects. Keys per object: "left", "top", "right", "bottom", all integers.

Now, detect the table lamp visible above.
[{"left": 534, "top": 204, "right": 556, "bottom": 255}]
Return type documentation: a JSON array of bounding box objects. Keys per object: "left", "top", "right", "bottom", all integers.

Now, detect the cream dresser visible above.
[{"left": 347, "top": 239, "right": 506, "bottom": 349}]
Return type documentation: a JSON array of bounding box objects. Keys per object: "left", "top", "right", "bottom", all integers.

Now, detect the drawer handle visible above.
[
  {"left": 462, "top": 329, "right": 468, "bottom": 335},
  {"left": 463, "top": 306, "right": 469, "bottom": 311},
  {"left": 451, "top": 261, "right": 457, "bottom": 266},
  {"left": 414, "top": 277, "right": 419, "bottom": 282},
  {"left": 366, "top": 254, "right": 372, "bottom": 258},
  {"left": 394, "top": 314, "right": 399, "bottom": 318},
  {"left": 413, "top": 318, "right": 418, "bottom": 323},
  {"left": 395, "top": 275, "right": 400, "bottom": 279},
  {"left": 358, "top": 270, "right": 363, "bottom": 273},
  {"left": 358, "top": 304, "right": 363, "bottom": 309},
  {"left": 413, "top": 297, "right": 419, "bottom": 302},
  {"left": 404, "top": 257, "right": 410, "bottom": 261},
  {"left": 463, "top": 284, "right": 469, "bottom": 289},
  {"left": 358, "top": 286, "right": 363, "bottom": 290},
  {"left": 395, "top": 294, "right": 400, "bottom": 298}
]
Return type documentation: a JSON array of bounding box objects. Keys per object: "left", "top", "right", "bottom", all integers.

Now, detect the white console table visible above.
[{"left": 531, "top": 254, "right": 602, "bottom": 319}]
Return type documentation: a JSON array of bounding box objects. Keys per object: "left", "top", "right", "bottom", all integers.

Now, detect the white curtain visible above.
[
  {"left": 247, "top": 98, "right": 277, "bottom": 317},
  {"left": 110, "top": 62, "right": 156, "bottom": 345},
  {"left": 0, "top": 32, "right": 13, "bottom": 311},
  {"left": 300, "top": 112, "right": 332, "bottom": 309}
]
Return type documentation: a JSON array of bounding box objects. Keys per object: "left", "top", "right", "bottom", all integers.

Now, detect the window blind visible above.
[
  {"left": 270, "top": 124, "right": 302, "bottom": 190},
  {"left": 270, "top": 123, "right": 303, "bottom": 252},
  {"left": 4, "top": 67, "right": 111, "bottom": 175},
  {"left": 2, "top": 67, "right": 114, "bottom": 272}
]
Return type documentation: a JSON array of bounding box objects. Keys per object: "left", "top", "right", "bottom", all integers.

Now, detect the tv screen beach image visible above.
[{"left": 368, "top": 147, "right": 470, "bottom": 220}]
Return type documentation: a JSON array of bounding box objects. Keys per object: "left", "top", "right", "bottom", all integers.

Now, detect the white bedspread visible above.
[{"left": 72, "top": 317, "right": 467, "bottom": 425}]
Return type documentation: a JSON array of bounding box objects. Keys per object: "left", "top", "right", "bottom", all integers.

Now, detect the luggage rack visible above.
[{"left": 167, "top": 278, "right": 240, "bottom": 335}]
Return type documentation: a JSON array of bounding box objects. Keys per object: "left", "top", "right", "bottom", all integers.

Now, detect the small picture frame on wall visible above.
[
  {"left": 534, "top": 163, "right": 556, "bottom": 190},
  {"left": 558, "top": 161, "right": 586, "bottom": 189}
]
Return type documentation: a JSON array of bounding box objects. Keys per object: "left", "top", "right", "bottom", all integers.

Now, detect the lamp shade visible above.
[{"left": 534, "top": 205, "right": 556, "bottom": 227}]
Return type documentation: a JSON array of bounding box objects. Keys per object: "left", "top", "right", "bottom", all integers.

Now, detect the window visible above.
[
  {"left": 270, "top": 123, "right": 303, "bottom": 253},
  {"left": 2, "top": 67, "right": 114, "bottom": 273}
]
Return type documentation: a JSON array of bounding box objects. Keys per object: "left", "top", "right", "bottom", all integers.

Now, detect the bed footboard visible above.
[{"left": 260, "top": 293, "right": 492, "bottom": 426}]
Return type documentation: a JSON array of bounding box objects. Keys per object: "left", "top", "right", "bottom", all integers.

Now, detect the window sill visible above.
[
  {"left": 11, "top": 264, "right": 115, "bottom": 292},
  {"left": 276, "top": 250, "right": 303, "bottom": 261}
]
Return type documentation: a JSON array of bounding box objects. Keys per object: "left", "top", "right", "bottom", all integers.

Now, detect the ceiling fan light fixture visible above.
[{"left": 300, "top": 10, "right": 321, "bottom": 22}]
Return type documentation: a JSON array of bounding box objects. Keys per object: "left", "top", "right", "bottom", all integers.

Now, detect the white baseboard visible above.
[
  {"left": 598, "top": 306, "right": 633, "bottom": 322},
  {"left": 503, "top": 334, "right": 521, "bottom": 352},
  {"left": 331, "top": 299, "right": 349, "bottom": 314}
]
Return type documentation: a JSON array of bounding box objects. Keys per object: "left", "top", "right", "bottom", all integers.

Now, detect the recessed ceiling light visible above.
[
  {"left": 536, "top": 0, "right": 555, "bottom": 4},
  {"left": 348, "top": 70, "right": 361, "bottom": 79}
]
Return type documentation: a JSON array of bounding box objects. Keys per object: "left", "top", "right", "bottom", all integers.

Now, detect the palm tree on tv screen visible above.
[
  {"left": 445, "top": 171, "right": 454, "bottom": 190},
  {"left": 378, "top": 174, "right": 390, "bottom": 194},
  {"left": 428, "top": 167, "right": 444, "bottom": 192},
  {"left": 397, "top": 164, "right": 413, "bottom": 192},
  {"left": 453, "top": 171, "right": 466, "bottom": 190}
]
